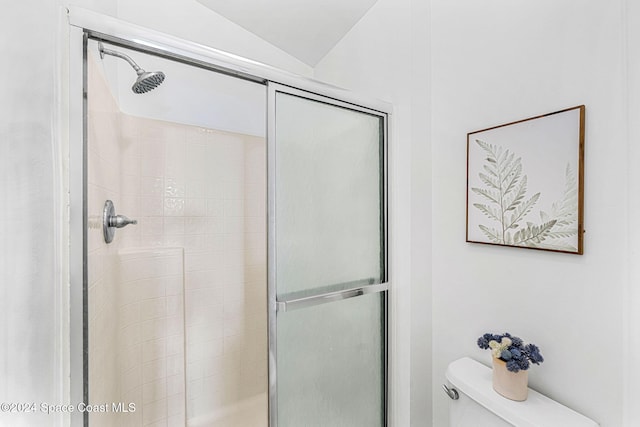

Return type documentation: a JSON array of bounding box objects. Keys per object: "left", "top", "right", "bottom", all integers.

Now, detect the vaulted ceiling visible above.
[{"left": 197, "top": 0, "right": 380, "bottom": 66}]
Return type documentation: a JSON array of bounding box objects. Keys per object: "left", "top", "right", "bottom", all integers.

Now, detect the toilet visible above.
[{"left": 445, "top": 358, "right": 599, "bottom": 427}]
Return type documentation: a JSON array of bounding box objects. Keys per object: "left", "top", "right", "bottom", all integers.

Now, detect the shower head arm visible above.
[
  {"left": 97, "top": 42, "right": 165, "bottom": 94},
  {"left": 98, "top": 42, "right": 143, "bottom": 75}
]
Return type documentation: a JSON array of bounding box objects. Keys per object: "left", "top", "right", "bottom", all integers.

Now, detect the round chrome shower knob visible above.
[{"left": 103, "top": 200, "right": 137, "bottom": 244}]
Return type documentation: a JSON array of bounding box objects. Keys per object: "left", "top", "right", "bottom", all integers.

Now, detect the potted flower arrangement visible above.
[{"left": 477, "top": 332, "right": 544, "bottom": 401}]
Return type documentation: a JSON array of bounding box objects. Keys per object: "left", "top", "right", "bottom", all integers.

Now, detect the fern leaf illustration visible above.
[
  {"left": 502, "top": 161, "right": 523, "bottom": 198},
  {"left": 479, "top": 225, "right": 501, "bottom": 243},
  {"left": 498, "top": 150, "right": 513, "bottom": 170},
  {"left": 504, "top": 230, "right": 514, "bottom": 245},
  {"left": 544, "top": 164, "right": 579, "bottom": 249},
  {"left": 473, "top": 139, "right": 539, "bottom": 243},
  {"left": 471, "top": 187, "right": 500, "bottom": 204},
  {"left": 473, "top": 203, "right": 502, "bottom": 223},
  {"left": 546, "top": 228, "right": 578, "bottom": 239},
  {"left": 513, "top": 220, "right": 557, "bottom": 246},
  {"left": 476, "top": 140, "right": 503, "bottom": 181},
  {"left": 476, "top": 139, "right": 498, "bottom": 161},
  {"left": 471, "top": 139, "right": 579, "bottom": 251},
  {"left": 479, "top": 172, "right": 500, "bottom": 190},
  {"left": 496, "top": 146, "right": 508, "bottom": 167},
  {"left": 535, "top": 241, "right": 578, "bottom": 251},
  {"left": 498, "top": 152, "right": 526, "bottom": 213},
  {"left": 500, "top": 151, "right": 516, "bottom": 174},
  {"left": 505, "top": 191, "right": 540, "bottom": 229},
  {"left": 550, "top": 164, "right": 578, "bottom": 222},
  {"left": 483, "top": 164, "right": 498, "bottom": 177},
  {"left": 504, "top": 175, "right": 528, "bottom": 213},
  {"left": 539, "top": 210, "right": 550, "bottom": 222}
]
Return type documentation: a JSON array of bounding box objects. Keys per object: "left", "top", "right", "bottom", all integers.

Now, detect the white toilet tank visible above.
[{"left": 445, "top": 358, "right": 599, "bottom": 427}]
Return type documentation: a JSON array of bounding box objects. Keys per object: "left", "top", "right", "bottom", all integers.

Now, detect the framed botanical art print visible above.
[{"left": 466, "top": 105, "right": 585, "bottom": 254}]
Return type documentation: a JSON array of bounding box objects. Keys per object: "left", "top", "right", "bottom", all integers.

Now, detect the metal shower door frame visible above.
[
  {"left": 267, "top": 82, "right": 389, "bottom": 426},
  {"left": 67, "top": 7, "right": 393, "bottom": 427}
]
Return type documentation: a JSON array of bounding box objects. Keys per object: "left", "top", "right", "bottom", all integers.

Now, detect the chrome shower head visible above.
[
  {"left": 98, "top": 42, "right": 165, "bottom": 94},
  {"left": 132, "top": 71, "right": 166, "bottom": 94}
]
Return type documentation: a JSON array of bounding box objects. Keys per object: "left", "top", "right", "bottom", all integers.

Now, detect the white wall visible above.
[
  {"left": 625, "top": 1, "right": 640, "bottom": 425},
  {"left": 318, "top": 1, "right": 635, "bottom": 427},
  {"left": 431, "top": 1, "right": 625, "bottom": 426},
  {"left": 0, "top": 2, "right": 85, "bottom": 426},
  {"left": 314, "top": 0, "right": 432, "bottom": 425}
]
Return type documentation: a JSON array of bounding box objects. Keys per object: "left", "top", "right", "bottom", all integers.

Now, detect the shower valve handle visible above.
[
  {"left": 103, "top": 200, "right": 137, "bottom": 244},
  {"left": 108, "top": 215, "right": 138, "bottom": 229}
]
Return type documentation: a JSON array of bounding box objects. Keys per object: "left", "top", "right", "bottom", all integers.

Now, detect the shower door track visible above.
[
  {"left": 67, "top": 8, "right": 390, "bottom": 113},
  {"left": 67, "top": 7, "right": 393, "bottom": 427}
]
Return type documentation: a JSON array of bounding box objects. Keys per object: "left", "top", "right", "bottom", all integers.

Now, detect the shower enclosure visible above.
[{"left": 69, "top": 9, "right": 390, "bottom": 427}]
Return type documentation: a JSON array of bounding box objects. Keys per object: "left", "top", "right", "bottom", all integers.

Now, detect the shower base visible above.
[{"left": 188, "top": 393, "right": 267, "bottom": 427}]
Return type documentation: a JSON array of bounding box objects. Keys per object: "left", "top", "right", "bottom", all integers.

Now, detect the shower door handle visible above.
[{"left": 103, "top": 200, "right": 137, "bottom": 244}]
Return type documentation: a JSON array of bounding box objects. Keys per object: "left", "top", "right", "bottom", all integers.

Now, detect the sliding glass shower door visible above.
[
  {"left": 77, "top": 29, "right": 389, "bottom": 427},
  {"left": 268, "top": 84, "right": 388, "bottom": 427}
]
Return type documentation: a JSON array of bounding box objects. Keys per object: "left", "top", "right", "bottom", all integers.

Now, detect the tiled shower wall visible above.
[
  {"left": 88, "top": 56, "right": 267, "bottom": 426},
  {"left": 89, "top": 61, "right": 189, "bottom": 424},
  {"left": 118, "top": 114, "right": 267, "bottom": 423},
  {"left": 116, "top": 247, "right": 186, "bottom": 426},
  {"left": 87, "top": 55, "right": 123, "bottom": 427},
  {"left": 90, "top": 56, "right": 187, "bottom": 426}
]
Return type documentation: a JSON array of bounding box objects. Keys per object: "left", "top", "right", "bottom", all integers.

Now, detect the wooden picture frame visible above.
[{"left": 466, "top": 105, "right": 585, "bottom": 254}]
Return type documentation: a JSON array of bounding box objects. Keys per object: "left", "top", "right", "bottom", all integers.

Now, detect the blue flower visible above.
[
  {"left": 517, "top": 358, "right": 530, "bottom": 371},
  {"left": 477, "top": 332, "right": 544, "bottom": 371},
  {"left": 525, "top": 344, "right": 544, "bottom": 364},
  {"left": 506, "top": 359, "right": 521, "bottom": 372},
  {"left": 510, "top": 335, "right": 523, "bottom": 347},
  {"left": 477, "top": 336, "right": 490, "bottom": 349}
]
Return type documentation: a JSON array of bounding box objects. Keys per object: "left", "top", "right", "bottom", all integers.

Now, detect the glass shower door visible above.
[{"left": 268, "top": 84, "right": 388, "bottom": 427}]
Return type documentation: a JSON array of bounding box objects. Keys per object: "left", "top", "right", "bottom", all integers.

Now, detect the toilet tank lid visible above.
[{"left": 446, "top": 358, "right": 599, "bottom": 427}]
